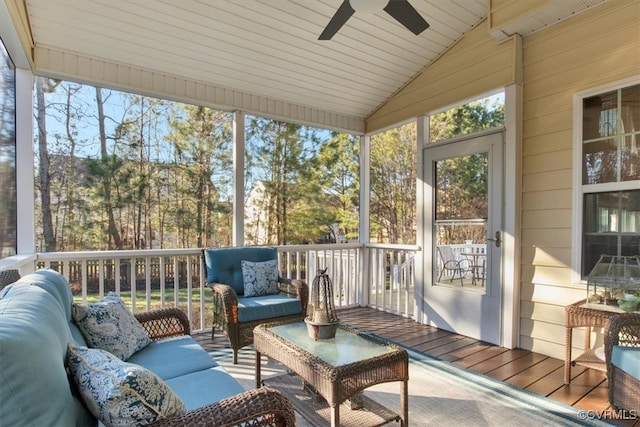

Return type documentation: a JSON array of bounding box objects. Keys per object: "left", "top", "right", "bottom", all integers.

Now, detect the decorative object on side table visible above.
[
  {"left": 305, "top": 268, "right": 339, "bottom": 340},
  {"left": 586, "top": 254, "right": 640, "bottom": 310}
]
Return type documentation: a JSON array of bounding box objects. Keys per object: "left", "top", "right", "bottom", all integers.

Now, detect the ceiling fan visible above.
[{"left": 319, "top": 0, "right": 429, "bottom": 40}]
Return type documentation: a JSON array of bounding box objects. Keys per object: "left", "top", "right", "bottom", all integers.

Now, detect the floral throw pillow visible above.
[
  {"left": 66, "top": 344, "right": 185, "bottom": 427},
  {"left": 72, "top": 292, "right": 151, "bottom": 360},
  {"left": 241, "top": 259, "right": 279, "bottom": 297}
]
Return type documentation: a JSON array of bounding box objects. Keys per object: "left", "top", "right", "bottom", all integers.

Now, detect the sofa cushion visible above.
[
  {"left": 165, "top": 366, "right": 246, "bottom": 410},
  {"left": 612, "top": 345, "right": 640, "bottom": 380},
  {"left": 237, "top": 294, "right": 302, "bottom": 322},
  {"left": 242, "top": 259, "right": 279, "bottom": 297},
  {"left": 72, "top": 292, "right": 151, "bottom": 360},
  {"left": 204, "top": 246, "right": 278, "bottom": 295},
  {"left": 127, "top": 336, "right": 217, "bottom": 380},
  {"left": 67, "top": 344, "right": 186, "bottom": 427},
  {"left": 0, "top": 281, "right": 92, "bottom": 427},
  {"left": 2, "top": 268, "right": 74, "bottom": 320}
]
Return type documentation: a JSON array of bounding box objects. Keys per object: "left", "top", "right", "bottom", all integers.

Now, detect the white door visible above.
[{"left": 422, "top": 131, "right": 503, "bottom": 344}]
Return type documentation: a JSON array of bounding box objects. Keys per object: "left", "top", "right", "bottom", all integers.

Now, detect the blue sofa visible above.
[{"left": 0, "top": 269, "right": 294, "bottom": 426}]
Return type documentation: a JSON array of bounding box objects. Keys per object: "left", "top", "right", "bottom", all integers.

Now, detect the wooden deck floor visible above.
[{"left": 195, "top": 306, "right": 638, "bottom": 426}]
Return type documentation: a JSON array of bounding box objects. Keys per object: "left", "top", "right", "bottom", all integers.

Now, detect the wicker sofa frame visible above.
[
  {"left": 135, "top": 306, "right": 296, "bottom": 427},
  {"left": 604, "top": 312, "right": 640, "bottom": 413}
]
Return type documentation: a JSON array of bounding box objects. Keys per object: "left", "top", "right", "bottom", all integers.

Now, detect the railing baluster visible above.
[
  {"left": 115, "top": 258, "right": 121, "bottom": 294},
  {"left": 130, "top": 258, "right": 136, "bottom": 313},
  {"left": 145, "top": 257, "right": 151, "bottom": 311},
  {"left": 186, "top": 256, "right": 193, "bottom": 326},
  {"left": 160, "top": 256, "right": 166, "bottom": 307},
  {"left": 173, "top": 257, "right": 179, "bottom": 306}
]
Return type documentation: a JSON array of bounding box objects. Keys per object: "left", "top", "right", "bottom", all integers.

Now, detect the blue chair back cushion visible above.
[{"left": 204, "top": 247, "right": 278, "bottom": 295}]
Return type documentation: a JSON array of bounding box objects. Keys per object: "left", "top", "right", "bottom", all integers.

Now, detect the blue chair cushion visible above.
[
  {"left": 611, "top": 345, "right": 640, "bottom": 380},
  {"left": 165, "top": 366, "right": 246, "bottom": 410},
  {"left": 204, "top": 247, "right": 278, "bottom": 295},
  {"left": 127, "top": 336, "right": 217, "bottom": 380},
  {"left": 237, "top": 294, "right": 302, "bottom": 323}
]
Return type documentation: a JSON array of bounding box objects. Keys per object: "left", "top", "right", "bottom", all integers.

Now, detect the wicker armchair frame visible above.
[
  {"left": 210, "top": 278, "right": 308, "bottom": 364},
  {"left": 134, "top": 307, "right": 296, "bottom": 427},
  {"left": 604, "top": 313, "right": 640, "bottom": 413}
]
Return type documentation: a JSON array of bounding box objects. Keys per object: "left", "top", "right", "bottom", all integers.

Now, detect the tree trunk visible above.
[
  {"left": 95, "top": 87, "right": 123, "bottom": 249},
  {"left": 36, "top": 77, "right": 56, "bottom": 251}
]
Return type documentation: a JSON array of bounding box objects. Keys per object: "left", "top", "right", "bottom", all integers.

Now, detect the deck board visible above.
[{"left": 195, "top": 306, "right": 637, "bottom": 426}]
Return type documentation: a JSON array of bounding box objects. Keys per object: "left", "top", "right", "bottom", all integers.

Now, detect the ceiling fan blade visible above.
[
  {"left": 383, "top": 0, "right": 429, "bottom": 35},
  {"left": 319, "top": 0, "right": 355, "bottom": 40}
]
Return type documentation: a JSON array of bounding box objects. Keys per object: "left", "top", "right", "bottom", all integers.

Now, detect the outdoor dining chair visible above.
[{"left": 436, "top": 245, "right": 473, "bottom": 286}]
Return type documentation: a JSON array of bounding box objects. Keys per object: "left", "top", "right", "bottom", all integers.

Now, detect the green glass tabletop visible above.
[{"left": 268, "top": 322, "right": 394, "bottom": 366}]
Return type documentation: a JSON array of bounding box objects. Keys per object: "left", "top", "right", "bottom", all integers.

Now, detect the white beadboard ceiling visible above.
[{"left": 11, "top": 0, "right": 606, "bottom": 132}]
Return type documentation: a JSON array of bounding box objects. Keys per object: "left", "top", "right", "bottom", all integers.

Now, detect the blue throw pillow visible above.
[
  {"left": 72, "top": 292, "right": 151, "bottom": 360},
  {"left": 241, "top": 259, "right": 279, "bottom": 297},
  {"left": 66, "top": 344, "right": 185, "bottom": 427}
]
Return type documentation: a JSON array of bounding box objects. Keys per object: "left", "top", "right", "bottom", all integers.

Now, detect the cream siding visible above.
[
  {"left": 371, "top": 0, "right": 638, "bottom": 359},
  {"left": 521, "top": 0, "right": 640, "bottom": 359},
  {"left": 365, "top": 21, "right": 518, "bottom": 132}
]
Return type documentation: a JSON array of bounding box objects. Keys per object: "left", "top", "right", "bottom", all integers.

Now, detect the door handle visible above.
[{"left": 486, "top": 231, "right": 501, "bottom": 248}]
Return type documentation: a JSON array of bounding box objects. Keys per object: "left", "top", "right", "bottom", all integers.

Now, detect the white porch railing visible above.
[{"left": 1, "top": 243, "right": 421, "bottom": 332}]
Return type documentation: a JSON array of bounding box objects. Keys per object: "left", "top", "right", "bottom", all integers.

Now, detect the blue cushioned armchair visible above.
[{"left": 203, "top": 247, "right": 308, "bottom": 363}]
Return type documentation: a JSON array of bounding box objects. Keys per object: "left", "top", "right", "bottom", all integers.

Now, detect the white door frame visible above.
[
  {"left": 414, "top": 86, "right": 521, "bottom": 349},
  {"left": 422, "top": 130, "right": 503, "bottom": 344}
]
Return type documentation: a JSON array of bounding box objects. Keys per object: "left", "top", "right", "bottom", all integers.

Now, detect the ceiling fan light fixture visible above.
[{"left": 350, "top": 0, "right": 387, "bottom": 14}]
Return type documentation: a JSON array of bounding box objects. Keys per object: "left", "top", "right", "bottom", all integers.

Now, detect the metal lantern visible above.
[
  {"left": 586, "top": 254, "right": 640, "bottom": 309},
  {"left": 305, "top": 268, "right": 339, "bottom": 340}
]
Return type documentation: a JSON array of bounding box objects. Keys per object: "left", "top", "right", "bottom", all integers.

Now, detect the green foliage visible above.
[
  {"left": 34, "top": 80, "right": 500, "bottom": 251},
  {"left": 370, "top": 123, "right": 417, "bottom": 244},
  {"left": 430, "top": 98, "right": 504, "bottom": 142}
]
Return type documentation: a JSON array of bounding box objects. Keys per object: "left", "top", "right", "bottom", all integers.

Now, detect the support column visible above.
[
  {"left": 233, "top": 111, "right": 245, "bottom": 247},
  {"left": 359, "top": 134, "right": 370, "bottom": 305},
  {"left": 16, "top": 67, "right": 35, "bottom": 255},
  {"left": 503, "top": 82, "right": 523, "bottom": 349},
  {"left": 415, "top": 114, "right": 428, "bottom": 322}
]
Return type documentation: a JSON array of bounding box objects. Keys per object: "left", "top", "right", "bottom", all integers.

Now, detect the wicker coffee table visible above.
[{"left": 253, "top": 321, "right": 409, "bottom": 427}]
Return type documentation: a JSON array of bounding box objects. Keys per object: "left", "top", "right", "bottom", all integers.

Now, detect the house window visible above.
[{"left": 580, "top": 83, "right": 640, "bottom": 278}]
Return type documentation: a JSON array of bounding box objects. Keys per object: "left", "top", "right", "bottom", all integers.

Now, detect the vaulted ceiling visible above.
[{"left": 1, "top": 0, "right": 608, "bottom": 133}]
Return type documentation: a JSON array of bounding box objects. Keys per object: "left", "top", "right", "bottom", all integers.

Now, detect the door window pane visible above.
[{"left": 434, "top": 152, "right": 488, "bottom": 290}]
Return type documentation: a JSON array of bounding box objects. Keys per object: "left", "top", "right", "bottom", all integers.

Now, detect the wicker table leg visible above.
[
  {"left": 401, "top": 378, "right": 408, "bottom": 427},
  {"left": 255, "top": 350, "right": 262, "bottom": 389},
  {"left": 564, "top": 325, "right": 572, "bottom": 384},
  {"left": 331, "top": 403, "right": 339, "bottom": 427}
]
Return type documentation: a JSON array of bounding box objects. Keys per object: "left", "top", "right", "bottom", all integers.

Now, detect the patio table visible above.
[
  {"left": 253, "top": 321, "right": 408, "bottom": 427},
  {"left": 460, "top": 251, "right": 486, "bottom": 286}
]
